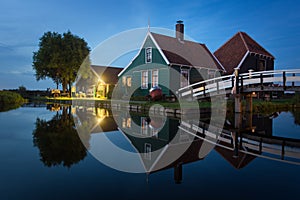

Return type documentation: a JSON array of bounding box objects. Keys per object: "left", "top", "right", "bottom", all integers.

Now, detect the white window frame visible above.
[
  {"left": 145, "top": 47, "right": 152, "bottom": 63},
  {"left": 122, "top": 76, "right": 126, "bottom": 86},
  {"left": 151, "top": 69, "right": 159, "bottom": 87},
  {"left": 208, "top": 70, "right": 216, "bottom": 79},
  {"left": 141, "top": 117, "right": 148, "bottom": 136},
  {"left": 144, "top": 143, "right": 152, "bottom": 160},
  {"left": 180, "top": 68, "right": 189, "bottom": 88},
  {"left": 126, "top": 76, "right": 132, "bottom": 87},
  {"left": 141, "top": 70, "right": 148, "bottom": 89}
]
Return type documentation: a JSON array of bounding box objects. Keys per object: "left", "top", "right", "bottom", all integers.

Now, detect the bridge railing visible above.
[
  {"left": 177, "top": 73, "right": 234, "bottom": 98},
  {"left": 179, "top": 120, "right": 300, "bottom": 165},
  {"left": 177, "top": 69, "right": 300, "bottom": 98}
]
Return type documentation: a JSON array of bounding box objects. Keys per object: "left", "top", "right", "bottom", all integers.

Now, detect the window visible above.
[
  {"left": 122, "top": 76, "right": 126, "bottom": 86},
  {"left": 122, "top": 118, "right": 126, "bottom": 128},
  {"left": 145, "top": 47, "right": 152, "bottom": 63},
  {"left": 141, "top": 117, "right": 148, "bottom": 136},
  {"left": 208, "top": 70, "right": 215, "bottom": 79},
  {"left": 144, "top": 143, "right": 152, "bottom": 160},
  {"left": 180, "top": 69, "right": 189, "bottom": 87},
  {"left": 141, "top": 71, "right": 148, "bottom": 89},
  {"left": 126, "top": 118, "right": 131, "bottom": 128},
  {"left": 152, "top": 69, "right": 159, "bottom": 87},
  {"left": 258, "top": 60, "right": 266, "bottom": 71},
  {"left": 126, "top": 76, "right": 132, "bottom": 87}
]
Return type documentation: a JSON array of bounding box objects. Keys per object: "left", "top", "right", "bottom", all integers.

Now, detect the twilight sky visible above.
[{"left": 0, "top": 0, "right": 299, "bottom": 90}]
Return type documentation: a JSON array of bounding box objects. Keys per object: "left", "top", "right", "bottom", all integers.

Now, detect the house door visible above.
[{"left": 97, "top": 84, "right": 106, "bottom": 98}]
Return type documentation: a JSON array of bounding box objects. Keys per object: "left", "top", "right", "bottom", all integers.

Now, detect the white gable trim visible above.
[
  {"left": 118, "top": 31, "right": 170, "bottom": 77},
  {"left": 211, "top": 53, "right": 226, "bottom": 72},
  {"left": 236, "top": 50, "right": 250, "bottom": 70},
  {"left": 148, "top": 32, "right": 170, "bottom": 65}
]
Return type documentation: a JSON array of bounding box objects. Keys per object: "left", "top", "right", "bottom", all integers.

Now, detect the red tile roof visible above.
[
  {"left": 214, "top": 32, "right": 275, "bottom": 74},
  {"left": 151, "top": 32, "right": 225, "bottom": 71}
]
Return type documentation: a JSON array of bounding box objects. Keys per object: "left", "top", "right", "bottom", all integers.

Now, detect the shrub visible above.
[{"left": 0, "top": 91, "right": 25, "bottom": 111}]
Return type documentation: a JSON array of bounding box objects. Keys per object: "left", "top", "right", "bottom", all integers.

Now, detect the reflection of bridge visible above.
[
  {"left": 179, "top": 119, "right": 300, "bottom": 166},
  {"left": 178, "top": 69, "right": 300, "bottom": 112}
]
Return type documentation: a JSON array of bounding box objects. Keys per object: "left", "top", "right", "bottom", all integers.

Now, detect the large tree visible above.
[{"left": 33, "top": 31, "right": 90, "bottom": 93}]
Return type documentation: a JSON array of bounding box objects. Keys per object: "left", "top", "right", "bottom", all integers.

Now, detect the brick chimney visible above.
[{"left": 176, "top": 20, "right": 184, "bottom": 41}]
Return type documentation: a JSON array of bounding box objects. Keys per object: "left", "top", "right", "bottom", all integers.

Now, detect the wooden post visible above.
[
  {"left": 235, "top": 95, "right": 242, "bottom": 113},
  {"left": 235, "top": 69, "right": 240, "bottom": 95},
  {"left": 241, "top": 76, "right": 244, "bottom": 92},
  {"left": 216, "top": 81, "right": 219, "bottom": 94},
  {"left": 246, "top": 93, "right": 253, "bottom": 113},
  {"left": 292, "top": 73, "right": 295, "bottom": 87},
  {"left": 283, "top": 71, "right": 286, "bottom": 90},
  {"left": 234, "top": 68, "right": 242, "bottom": 113},
  {"left": 203, "top": 84, "right": 206, "bottom": 97},
  {"left": 233, "top": 132, "right": 239, "bottom": 158},
  {"left": 281, "top": 140, "right": 285, "bottom": 160},
  {"left": 260, "top": 73, "right": 264, "bottom": 90},
  {"left": 174, "top": 164, "right": 182, "bottom": 184}
]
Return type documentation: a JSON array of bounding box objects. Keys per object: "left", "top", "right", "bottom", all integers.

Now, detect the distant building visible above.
[
  {"left": 75, "top": 65, "right": 123, "bottom": 99},
  {"left": 118, "top": 21, "right": 225, "bottom": 98},
  {"left": 214, "top": 31, "right": 275, "bottom": 75}
]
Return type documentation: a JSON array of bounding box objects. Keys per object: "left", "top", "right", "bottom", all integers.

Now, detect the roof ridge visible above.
[
  {"left": 214, "top": 32, "right": 240, "bottom": 53},
  {"left": 239, "top": 31, "right": 249, "bottom": 51},
  {"left": 240, "top": 32, "right": 275, "bottom": 58},
  {"left": 151, "top": 31, "right": 203, "bottom": 45}
]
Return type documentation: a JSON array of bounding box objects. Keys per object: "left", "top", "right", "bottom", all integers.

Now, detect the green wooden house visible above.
[{"left": 118, "top": 21, "right": 225, "bottom": 98}]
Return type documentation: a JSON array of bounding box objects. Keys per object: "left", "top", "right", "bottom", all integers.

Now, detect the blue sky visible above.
[{"left": 0, "top": 0, "right": 300, "bottom": 90}]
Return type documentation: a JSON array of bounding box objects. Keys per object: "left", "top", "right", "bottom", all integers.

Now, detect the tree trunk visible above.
[
  {"left": 68, "top": 82, "right": 72, "bottom": 96},
  {"left": 62, "top": 78, "right": 67, "bottom": 93}
]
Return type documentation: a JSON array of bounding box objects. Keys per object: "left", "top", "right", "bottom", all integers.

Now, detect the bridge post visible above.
[
  {"left": 174, "top": 164, "right": 182, "bottom": 184},
  {"left": 283, "top": 71, "right": 286, "bottom": 90},
  {"left": 241, "top": 76, "right": 244, "bottom": 92},
  {"left": 245, "top": 93, "right": 253, "bottom": 113},
  {"left": 292, "top": 73, "right": 295, "bottom": 87},
  {"left": 233, "top": 113, "right": 242, "bottom": 158},
  {"left": 260, "top": 73, "right": 264, "bottom": 90},
  {"left": 234, "top": 68, "right": 242, "bottom": 113}
]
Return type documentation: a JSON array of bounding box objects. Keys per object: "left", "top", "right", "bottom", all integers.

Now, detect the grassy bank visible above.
[
  {"left": 0, "top": 91, "right": 26, "bottom": 112},
  {"left": 44, "top": 94, "right": 300, "bottom": 115}
]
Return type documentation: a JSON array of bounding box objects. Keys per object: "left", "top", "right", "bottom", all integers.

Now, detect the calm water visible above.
[{"left": 0, "top": 104, "right": 300, "bottom": 200}]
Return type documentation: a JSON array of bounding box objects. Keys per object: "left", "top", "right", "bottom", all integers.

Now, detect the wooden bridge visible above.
[
  {"left": 177, "top": 69, "right": 300, "bottom": 112},
  {"left": 178, "top": 69, "right": 300, "bottom": 98},
  {"left": 179, "top": 119, "right": 300, "bottom": 166}
]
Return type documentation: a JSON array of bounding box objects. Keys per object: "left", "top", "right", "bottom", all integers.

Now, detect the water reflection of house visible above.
[
  {"left": 215, "top": 142, "right": 258, "bottom": 169},
  {"left": 75, "top": 65, "right": 123, "bottom": 99},
  {"left": 117, "top": 113, "right": 207, "bottom": 183},
  {"left": 73, "top": 106, "right": 118, "bottom": 134},
  {"left": 116, "top": 113, "right": 265, "bottom": 182}
]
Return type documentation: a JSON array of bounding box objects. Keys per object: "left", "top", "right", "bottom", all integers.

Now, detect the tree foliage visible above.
[{"left": 33, "top": 31, "right": 90, "bottom": 93}]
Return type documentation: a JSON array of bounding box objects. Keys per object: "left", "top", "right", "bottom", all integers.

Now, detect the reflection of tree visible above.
[
  {"left": 292, "top": 109, "right": 300, "bottom": 125},
  {"left": 32, "top": 107, "right": 87, "bottom": 168}
]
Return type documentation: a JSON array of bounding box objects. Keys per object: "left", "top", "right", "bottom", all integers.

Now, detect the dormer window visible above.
[{"left": 145, "top": 47, "right": 152, "bottom": 63}]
